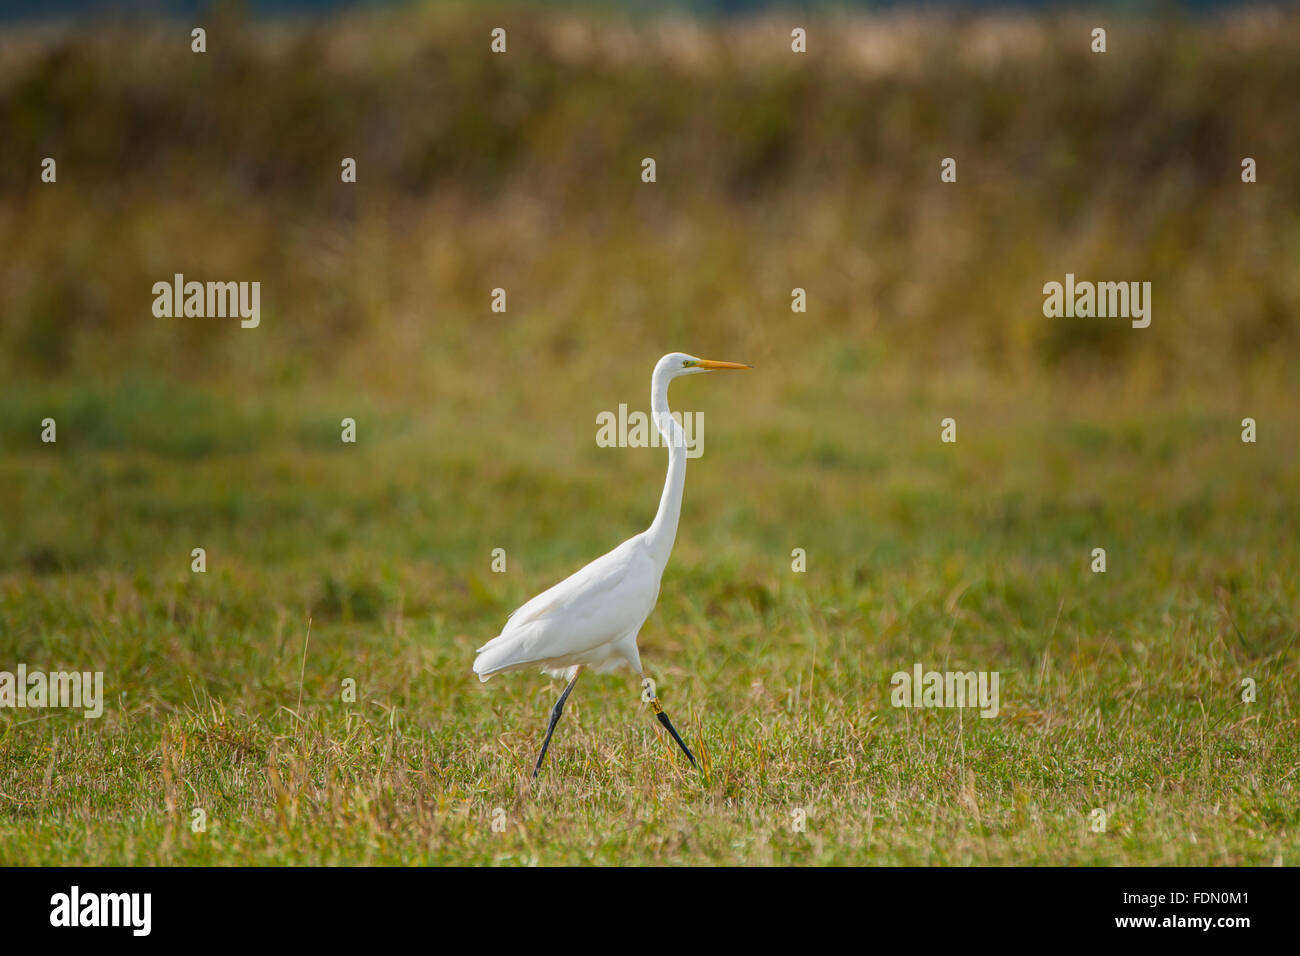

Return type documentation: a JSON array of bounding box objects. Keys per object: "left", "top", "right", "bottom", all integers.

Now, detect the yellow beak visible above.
[{"left": 694, "top": 359, "right": 752, "bottom": 370}]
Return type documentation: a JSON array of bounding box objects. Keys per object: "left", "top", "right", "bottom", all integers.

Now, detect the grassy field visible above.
[
  {"left": 2, "top": 373, "right": 1296, "bottom": 865},
  {"left": 1, "top": 5, "right": 1299, "bottom": 864}
]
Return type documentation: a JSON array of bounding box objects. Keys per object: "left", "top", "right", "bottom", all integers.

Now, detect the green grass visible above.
[{"left": 1, "top": 372, "right": 1296, "bottom": 865}]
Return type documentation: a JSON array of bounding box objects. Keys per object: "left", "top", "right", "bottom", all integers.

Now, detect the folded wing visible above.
[{"left": 473, "top": 536, "right": 660, "bottom": 680}]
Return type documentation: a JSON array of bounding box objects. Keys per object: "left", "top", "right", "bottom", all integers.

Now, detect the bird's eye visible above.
[{"left": 682, "top": 359, "right": 694, "bottom": 367}]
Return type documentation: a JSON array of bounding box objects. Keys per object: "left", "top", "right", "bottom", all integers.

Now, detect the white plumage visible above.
[
  {"left": 472, "top": 351, "right": 750, "bottom": 776},
  {"left": 474, "top": 352, "right": 748, "bottom": 683},
  {"left": 473, "top": 535, "right": 662, "bottom": 679}
]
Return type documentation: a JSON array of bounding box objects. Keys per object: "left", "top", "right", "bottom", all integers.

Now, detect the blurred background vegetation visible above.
[{"left": 1, "top": 2, "right": 1297, "bottom": 394}]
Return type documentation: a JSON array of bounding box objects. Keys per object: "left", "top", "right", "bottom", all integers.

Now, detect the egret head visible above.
[{"left": 659, "top": 352, "right": 752, "bottom": 378}]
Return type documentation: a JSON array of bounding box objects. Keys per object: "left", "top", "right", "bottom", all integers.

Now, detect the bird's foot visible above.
[{"left": 640, "top": 677, "right": 663, "bottom": 714}]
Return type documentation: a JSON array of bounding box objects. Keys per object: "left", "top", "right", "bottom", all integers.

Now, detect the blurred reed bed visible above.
[{"left": 0, "top": 4, "right": 1296, "bottom": 398}]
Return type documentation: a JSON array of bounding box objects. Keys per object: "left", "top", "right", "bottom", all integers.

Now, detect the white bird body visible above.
[
  {"left": 473, "top": 352, "right": 749, "bottom": 685},
  {"left": 473, "top": 533, "right": 662, "bottom": 679}
]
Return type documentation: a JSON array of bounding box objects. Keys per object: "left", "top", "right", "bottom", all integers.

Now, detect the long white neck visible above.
[{"left": 644, "top": 364, "right": 687, "bottom": 567}]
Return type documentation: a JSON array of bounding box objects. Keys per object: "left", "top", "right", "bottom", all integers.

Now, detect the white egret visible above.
[{"left": 474, "top": 352, "right": 751, "bottom": 777}]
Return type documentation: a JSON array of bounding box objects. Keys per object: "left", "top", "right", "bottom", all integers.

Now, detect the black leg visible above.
[
  {"left": 642, "top": 678, "right": 695, "bottom": 766},
  {"left": 532, "top": 668, "right": 581, "bottom": 779},
  {"left": 654, "top": 705, "right": 696, "bottom": 765}
]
